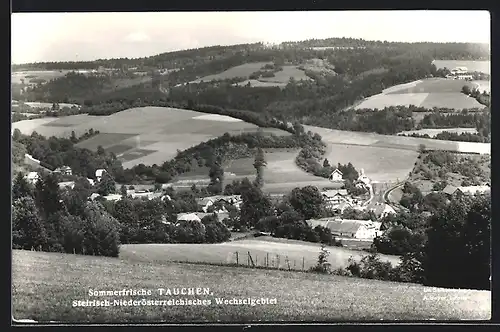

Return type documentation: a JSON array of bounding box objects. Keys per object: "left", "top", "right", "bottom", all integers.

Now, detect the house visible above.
[
  {"left": 306, "top": 218, "right": 382, "bottom": 240},
  {"left": 366, "top": 202, "right": 397, "bottom": 219},
  {"left": 131, "top": 191, "right": 163, "bottom": 200},
  {"left": 86, "top": 178, "right": 95, "bottom": 186},
  {"left": 196, "top": 195, "right": 242, "bottom": 212},
  {"left": 54, "top": 165, "right": 72, "bottom": 175},
  {"left": 322, "top": 189, "right": 349, "bottom": 207},
  {"left": 95, "top": 169, "right": 107, "bottom": 182},
  {"left": 103, "top": 194, "right": 122, "bottom": 202},
  {"left": 177, "top": 213, "right": 202, "bottom": 223},
  {"left": 89, "top": 193, "right": 100, "bottom": 201},
  {"left": 328, "top": 169, "right": 344, "bottom": 182},
  {"left": 456, "top": 186, "right": 490, "bottom": 196},
  {"left": 58, "top": 181, "right": 75, "bottom": 190},
  {"left": 24, "top": 172, "right": 39, "bottom": 185},
  {"left": 333, "top": 201, "right": 354, "bottom": 214},
  {"left": 355, "top": 169, "right": 372, "bottom": 190},
  {"left": 442, "top": 184, "right": 458, "bottom": 197}
]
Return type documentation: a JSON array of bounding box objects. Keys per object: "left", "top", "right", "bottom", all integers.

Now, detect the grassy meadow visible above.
[
  {"left": 11, "top": 107, "right": 291, "bottom": 169},
  {"left": 354, "top": 78, "right": 487, "bottom": 110},
  {"left": 12, "top": 250, "right": 491, "bottom": 323}
]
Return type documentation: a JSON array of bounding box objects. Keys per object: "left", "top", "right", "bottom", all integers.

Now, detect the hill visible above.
[
  {"left": 354, "top": 78, "right": 487, "bottom": 110},
  {"left": 11, "top": 107, "right": 290, "bottom": 169},
  {"left": 12, "top": 250, "right": 491, "bottom": 322}
]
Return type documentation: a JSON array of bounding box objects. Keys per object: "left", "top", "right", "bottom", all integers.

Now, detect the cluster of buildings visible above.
[
  {"left": 306, "top": 218, "right": 383, "bottom": 240},
  {"left": 441, "top": 184, "right": 490, "bottom": 198},
  {"left": 445, "top": 67, "right": 473, "bottom": 80}
]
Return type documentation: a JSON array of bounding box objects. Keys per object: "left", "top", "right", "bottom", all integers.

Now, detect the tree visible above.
[
  {"left": 288, "top": 186, "right": 325, "bottom": 220},
  {"left": 12, "top": 172, "right": 33, "bottom": 200},
  {"left": 12, "top": 197, "right": 48, "bottom": 250},
  {"left": 208, "top": 162, "right": 224, "bottom": 194},
  {"left": 418, "top": 144, "right": 426, "bottom": 153},
  {"left": 97, "top": 172, "right": 116, "bottom": 196},
  {"left": 120, "top": 184, "right": 128, "bottom": 197},
  {"left": 70, "top": 131, "right": 77, "bottom": 142},
  {"left": 239, "top": 178, "right": 273, "bottom": 229},
  {"left": 81, "top": 201, "right": 121, "bottom": 257},
  {"left": 202, "top": 215, "right": 231, "bottom": 243},
  {"left": 323, "top": 158, "right": 330, "bottom": 168},
  {"left": 97, "top": 145, "right": 106, "bottom": 156},
  {"left": 34, "top": 173, "right": 63, "bottom": 219},
  {"left": 253, "top": 147, "right": 267, "bottom": 188},
  {"left": 422, "top": 194, "right": 490, "bottom": 290}
]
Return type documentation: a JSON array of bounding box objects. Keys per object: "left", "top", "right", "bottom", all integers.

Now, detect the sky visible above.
[{"left": 11, "top": 11, "right": 490, "bottom": 64}]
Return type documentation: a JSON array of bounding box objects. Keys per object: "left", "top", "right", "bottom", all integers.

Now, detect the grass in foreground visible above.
[{"left": 12, "top": 250, "right": 490, "bottom": 323}]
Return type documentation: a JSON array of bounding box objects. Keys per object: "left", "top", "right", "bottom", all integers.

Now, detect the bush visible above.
[{"left": 309, "top": 245, "right": 332, "bottom": 274}]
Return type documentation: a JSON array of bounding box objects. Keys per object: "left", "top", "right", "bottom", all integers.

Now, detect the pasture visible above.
[
  {"left": 397, "top": 127, "right": 478, "bottom": 138},
  {"left": 11, "top": 70, "right": 70, "bottom": 84},
  {"left": 233, "top": 79, "right": 288, "bottom": 88},
  {"left": 12, "top": 250, "right": 491, "bottom": 322},
  {"left": 432, "top": 60, "right": 491, "bottom": 75},
  {"left": 304, "top": 125, "right": 490, "bottom": 155},
  {"left": 354, "top": 78, "right": 486, "bottom": 110},
  {"left": 11, "top": 107, "right": 291, "bottom": 169},
  {"left": 258, "top": 65, "right": 311, "bottom": 84},
  {"left": 120, "top": 236, "right": 401, "bottom": 270},
  {"left": 190, "top": 62, "right": 272, "bottom": 83}
]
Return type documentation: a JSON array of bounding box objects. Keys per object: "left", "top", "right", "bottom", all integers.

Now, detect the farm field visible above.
[
  {"left": 190, "top": 62, "right": 272, "bottom": 83},
  {"left": 354, "top": 78, "right": 486, "bottom": 110},
  {"left": 321, "top": 144, "right": 419, "bottom": 183},
  {"left": 432, "top": 60, "right": 491, "bottom": 75},
  {"left": 120, "top": 236, "right": 401, "bottom": 269},
  {"left": 397, "top": 127, "right": 478, "bottom": 137},
  {"left": 233, "top": 79, "right": 288, "bottom": 88},
  {"left": 305, "top": 125, "right": 491, "bottom": 155},
  {"left": 170, "top": 148, "right": 334, "bottom": 193},
  {"left": 258, "top": 65, "right": 311, "bottom": 83},
  {"left": 12, "top": 250, "right": 491, "bottom": 322},
  {"left": 11, "top": 107, "right": 291, "bottom": 169},
  {"left": 11, "top": 70, "right": 71, "bottom": 84}
]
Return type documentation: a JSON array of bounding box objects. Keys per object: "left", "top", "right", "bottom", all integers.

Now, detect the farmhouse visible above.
[
  {"left": 89, "top": 193, "right": 100, "bottom": 201},
  {"left": 442, "top": 184, "right": 490, "bottom": 198},
  {"left": 322, "top": 189, "right": 349, "bottom": 207},
  {"left": 355, "top": 169, "right": 372, "bottom": 190},
  {"left": 177, "top": 213, "right": 202, "bottom": 223},
  {"left": 328, "top": 169, "right": 344, "bottom": 182},
  {"left": 24, "top": 172, "right": 39, "bottom": 185},
  {"left": 103, "top": 194, "right": 123, "bottom": 202},
  {"left": 306, "top": 218, "right": 383, "bottom": 240},
  {"left": 95, "top": 169, "right": 107, "bottom": 182},
  {"left": 197, "top": 195, "right": 242, "bottom": 212},
  {"left": 365, "top": 202, "right": 397, "bottom": 219},
  {"left": 54, "top": 166, "right": 72, "bottom": 175},
  {"left": 58, "top": 181, "right": 75, "bottom": 190},
  {"left": 86, "top": 178, "right": 95, "bottom": 186},
  {"left": 130, "top": 191, "right": 163, "bottom": 200}
]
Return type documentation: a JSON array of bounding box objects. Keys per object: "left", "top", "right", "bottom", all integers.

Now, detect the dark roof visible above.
[{"left": 442, "top": 185, "right": 458, "bottom": 196}]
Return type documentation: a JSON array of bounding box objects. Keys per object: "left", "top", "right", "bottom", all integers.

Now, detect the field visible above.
[
  {"left": 304, "top": 125, "right": 490, "bottom": 156},
  {"left": 397, "top": 127, "right": 478, "bottom": 138},
  {"left": 120, "top": 236, "right": 401, "bottom": 269},
  {"left": 258, "top": 65, "right": 311, "bottom": 84},
  {"left": 354, "top": 78, "right": 486, "bottom": 110},
  {"left": 11, "top": 70, "right": 70, "bottom": 84},
  {"left": 233, "top": 79, "right": 288, "bottom": 88},
  {"left": 432, "top": 60, "right": 490, "bottom": 75},
  {"left": 193, "top": 63, "right": 310, "bottom": 87},
  {"left": 11, "top": 107, "right": 291, "bottom": 169},
  {"left": 12, "top": 250, "right": 491, "bottom": 322},
  {"left": 173, "top": 148, "right": 335, "bottom": 193},
  {"left": 190, "top": 62, "right": 272, "bottom": 83}
]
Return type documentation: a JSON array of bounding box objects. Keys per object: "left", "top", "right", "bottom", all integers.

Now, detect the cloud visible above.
[{"left": 123, "top": 32, "right": 151, "bottom": 43}]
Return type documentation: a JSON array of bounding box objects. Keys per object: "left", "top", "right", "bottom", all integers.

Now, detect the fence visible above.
[{"left": 226, "top": 251, "right": 310, "bottom": 272}]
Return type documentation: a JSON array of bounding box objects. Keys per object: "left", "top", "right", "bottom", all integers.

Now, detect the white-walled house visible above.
[
  {"left": 306, "top": 218, "right": 383, "bottom": 240},
  {"left": 58, "top": 181, "right": 75, "bottom": 190},
  {"left": 24, "top": 172, "right": 39, "bottom": 185},
  {"left": 54, "top": 165, "right": 72, "bottom": 175},
  {"left": 329, "top": 169, "right": 344, "bottom": 182},
  {"left": 95, "top": 169, "right": 107, "bottom": 182}
]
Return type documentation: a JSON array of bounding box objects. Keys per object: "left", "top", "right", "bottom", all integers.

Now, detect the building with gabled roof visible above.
[
  {"left": 329, "top": 168, "right": 344, "bottom": 182},
  {"left": 306, "top": 218, "right": 382, "bottom": 239},
  {"left": 54, "top": 165, "right": 72, "bottom": 175},
  {"left": 24, "top": 171, "right": 39, "bottom": 185}
]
